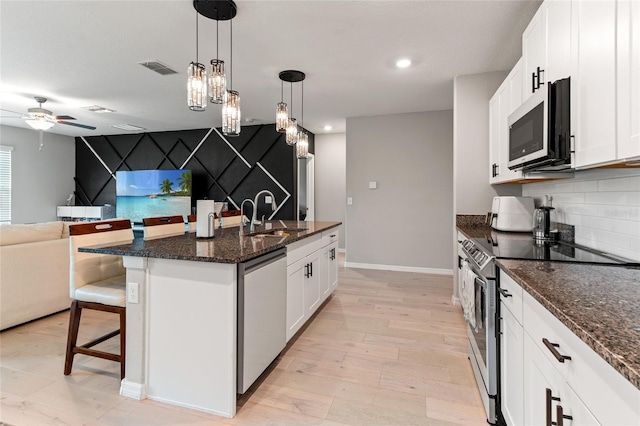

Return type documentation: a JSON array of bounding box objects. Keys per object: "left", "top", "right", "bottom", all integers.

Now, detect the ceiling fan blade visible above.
[
  {"left": 0, "top": 115, "right": 26, "bottom": 118},
  {"left": 57, "top": 120, "right": 96, "bottom": 130},
  {"left": 0, "top": 108, "right": 26, "bottom": 116},
  {"left": 53, "top": 115, "right": 75, "bottom": 120}
]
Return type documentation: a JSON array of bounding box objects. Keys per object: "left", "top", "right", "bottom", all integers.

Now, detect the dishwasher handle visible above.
[{"left": 241, "top": 248, "right": 287, "bottom": 275}]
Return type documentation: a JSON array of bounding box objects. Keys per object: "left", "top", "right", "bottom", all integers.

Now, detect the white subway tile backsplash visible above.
[
  {"left": 598, "top": 175, "right": 640, "bottom": 192},
  {"left": 523, "top": 169, "right": 640, "bottom": 260}
]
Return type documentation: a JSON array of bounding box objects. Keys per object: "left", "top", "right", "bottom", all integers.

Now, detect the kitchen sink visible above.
[{"left": 251, "top": 228, "right": 307, "bottom": 237}]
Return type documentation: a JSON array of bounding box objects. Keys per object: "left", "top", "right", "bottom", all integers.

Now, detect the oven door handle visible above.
[{"left": 474, "top": 275, "right": 487, "bottom": 290}]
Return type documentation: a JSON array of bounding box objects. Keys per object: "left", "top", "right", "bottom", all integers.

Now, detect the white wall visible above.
[
  {"left": 523, "top": 168, "right": 640, "bottom": 261},
  {"left": 453, "top": 71, "right": 522, "bottom": 216},
  {"left": 314, "top": 133, "right": 346, "bottom": 249},
  {"left": 0, "top": 125, "right": 75, "bottom": 224},
  {"left": 346, "top": 111, "right": 453, "bottom": 273}
]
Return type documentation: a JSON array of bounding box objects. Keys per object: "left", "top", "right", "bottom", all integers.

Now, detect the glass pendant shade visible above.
[
  {"left": 276, "top": 102, "right": 288, "bottom": 133},
  {"left": 25, "top": 116, "right": 54, "bottom": 131},
  {"left": 285, "top": 118, "right": 298, "bottom": 146},
  {"left": 296, "top": 132, "right": 309, "bottom": 159},
  {"left": 209, "top": 60, "right": 226, "bottom": 104},
  {"left": 187, "top": 62, "right": 207, "bottom": 111},
  {"left": 222, "top": 90, "right": 241, "bottom": 136}
]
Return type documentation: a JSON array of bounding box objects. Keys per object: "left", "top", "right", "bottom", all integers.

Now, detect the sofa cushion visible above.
[{"left": 0, "top": 221, "right": 63, "bottom": 246}]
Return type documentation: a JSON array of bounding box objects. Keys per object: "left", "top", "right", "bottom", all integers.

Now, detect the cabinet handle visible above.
[
  {"left": 310, "top": 262, "right": 313, "bottom": 277},
  {"left": 304, "top": 263, "right": 310, "bottom": 278},
  {"left": 532, "top": 72, "right": 537, "bottom": 93},
  {"left": 543, "top": 338, "right": 572, "bottom": 363},
  {"left": 537, "top": 66, "right": 545, "bottom": 88},
  {"left": 546, "top": 388, "right": 561, "bottom": 426},
  {"left": 498, "top": 288, "right": 512, "bottom": 298},
  {"left": 330, "top": 234, "right": 336, "bottom": 238},
  {"left": 556, "top": 405, "right": 573, "bottom": 426}
]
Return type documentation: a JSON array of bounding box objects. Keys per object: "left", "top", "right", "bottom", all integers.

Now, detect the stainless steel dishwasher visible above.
[{"left": 237, "top": 248, "right": 287, "bottom": 394}]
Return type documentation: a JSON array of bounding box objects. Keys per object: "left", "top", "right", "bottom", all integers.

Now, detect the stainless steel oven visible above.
[{"left": 459, "top": 239, "right": 498, "bottom": 425}]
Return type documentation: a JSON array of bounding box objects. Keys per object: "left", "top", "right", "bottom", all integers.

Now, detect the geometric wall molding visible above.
[{"left": 75, "top": 124, "right": 315, "bottom": 221}]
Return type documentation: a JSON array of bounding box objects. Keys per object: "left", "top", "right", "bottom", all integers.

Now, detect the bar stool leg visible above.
[
  {"left": 64, "top": 300, "right": 82, "bottom": 375},
  {"left": 120, "top": 308, "right": 126, "bottom": 379}
]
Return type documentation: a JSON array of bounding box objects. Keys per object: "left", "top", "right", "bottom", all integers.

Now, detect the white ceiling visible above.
[{"left": 0, "top": 0, "right": 541, "bottom": 138}]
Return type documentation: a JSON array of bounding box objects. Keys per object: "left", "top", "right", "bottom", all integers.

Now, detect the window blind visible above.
[{"left": 0, "top": 146, "right": 13, "bottom": 224}]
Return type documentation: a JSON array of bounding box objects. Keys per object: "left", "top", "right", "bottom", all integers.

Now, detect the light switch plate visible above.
[
  {"left": 128, "top": 282, "right": 139, "bottom": 304},
  {"left": 347, "top": 197, "right": 353, "bottom": 205},
  {"left": 369, "top": 181, "right": 377, "bottom": 189}
]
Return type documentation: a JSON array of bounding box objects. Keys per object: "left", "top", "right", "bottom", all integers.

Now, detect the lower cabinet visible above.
[
  {"left": 286, "top": 229, "right": 339, "bottom": 342},
  {"left": 500, "top": 303, "right": 524, "bottom": 426},
  {"left": 523, "top": 333, "right": 600, "bottom": 425}
]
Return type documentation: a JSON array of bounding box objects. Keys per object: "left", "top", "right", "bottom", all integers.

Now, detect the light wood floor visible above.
[{"left": 1, "top": 255, "right": 486, "bottom": 425}]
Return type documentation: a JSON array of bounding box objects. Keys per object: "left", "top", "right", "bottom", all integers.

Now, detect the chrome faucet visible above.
[
  {"left": 239, "top": 198, "right": 255, "bottom": 237},
  {"left": 252, "top": 190, "right": 277, "bottom": 227}
]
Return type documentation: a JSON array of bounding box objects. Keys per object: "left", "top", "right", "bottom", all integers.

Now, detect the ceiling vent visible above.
[
  {"left": 138, "top": 60, "right": 178, "bottom": 75},
  {"left": 111, "top": 124, "right": 147, "bottom": 132}
]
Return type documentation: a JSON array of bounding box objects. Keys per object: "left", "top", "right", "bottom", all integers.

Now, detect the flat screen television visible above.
[{"left": 116, "top": 169, "right": 192, "bottom": 224}]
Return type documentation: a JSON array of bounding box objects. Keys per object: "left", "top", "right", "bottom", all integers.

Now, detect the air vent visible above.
[
  {"left": 111, "top": 124, "right": 146, "bottom": 132},
  {"left": 138, "top": 60, "right": 178, "bottom": 75},
  {"left": 83, "top": 105, "right": 115, "bottom": 113}
]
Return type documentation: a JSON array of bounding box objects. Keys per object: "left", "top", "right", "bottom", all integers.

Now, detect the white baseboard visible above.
[
  {"left": 120, "top": 379, "right": 146, "bottom": 400},
  {"left": 451, "top": 295, "right": 461, "bottom": 306},
  {"left": 344, "top": 262, "right": 453, "bottom": 275},
  {"left": 146, "top": 394, "right": 233, "bottom": 418}
]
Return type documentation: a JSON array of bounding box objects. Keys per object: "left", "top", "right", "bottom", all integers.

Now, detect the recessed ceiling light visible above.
[
  {"left": 111, "top": 124, "right": 146, "bottom": 132},
  {"left": 396, "top": 58, "right": 412, "bottom": 68},
  {"left": 323, "top": 125, "right": 332, "bottom": 131}
]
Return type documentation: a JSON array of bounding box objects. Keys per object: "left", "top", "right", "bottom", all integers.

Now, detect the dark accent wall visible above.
[{"left": 75, "top": 124, "right": 314, "bottom": 221}]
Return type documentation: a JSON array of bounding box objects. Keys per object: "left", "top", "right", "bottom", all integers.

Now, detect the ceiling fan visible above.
[
  {"left": 0, "top": 96, "right": 96, "bottom": 150},
  {"left": 1, "top": 96, "right": 97, "bottom": 131}
]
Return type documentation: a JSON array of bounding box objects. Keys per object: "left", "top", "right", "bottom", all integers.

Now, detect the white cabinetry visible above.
[
  {"left": 57, "top": 205, "right": 115, "bottom": 221},
  {"left": 490, "top": 59, "right": 524, "bottom": 184},
  {"left": 522, "top": 0, "right": 571, "bottom": 102},
  {"left": 499, "top": 271, "right": 524, "bottom": 426},
  {"left": 500, "top": 267, "right": 640, "bottom": 426},
  {"left": 617, "top": 0, "right": 640, "bottom": 160},
  {"left": 571, "top": 0, "right": 618, "bottom": 168},
  {"left": 286, "top": 229, "right": 339, "bottom": 342}
]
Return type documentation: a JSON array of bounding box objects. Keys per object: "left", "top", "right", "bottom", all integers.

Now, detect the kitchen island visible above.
[{"left": 79, "top": 220, "right": 341, "bottom": 418}]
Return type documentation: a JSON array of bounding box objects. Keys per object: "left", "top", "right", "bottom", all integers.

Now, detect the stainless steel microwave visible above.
[{"left": 507, "top": 77, "right": 571, "bottom": 171}]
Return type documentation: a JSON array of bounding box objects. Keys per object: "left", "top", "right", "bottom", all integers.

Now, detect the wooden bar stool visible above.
[
  {"left": 142, "top": 215, "right": 186, "bottom": 240},
  {"left": 64, "top": 219, "right": 133, "bottom": 379}
]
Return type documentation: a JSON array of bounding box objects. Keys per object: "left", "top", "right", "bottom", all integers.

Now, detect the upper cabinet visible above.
[
  {"left": 571, "top": 0, "right": 618, "bottom": 168},
  {"left": 617, "top": 0, "right": 640, "bottom": 160},
  {"left": 490, "top": 59, "right": 524, "bottom": 184},
  {"left": 522, "top": 0, "right": 571, "bottom": 103}
]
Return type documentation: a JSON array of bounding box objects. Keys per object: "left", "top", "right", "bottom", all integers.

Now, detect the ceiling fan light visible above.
[
  {"left": 187, "top": 62, "right": 207, "bottom": 111},
  {"left": 296, "top": 132, "right": 309, "bottom": 159},
  {"left": 276, "top": 102, "right": 288, "bottom": 133},
  {"left": 285, "top": 118, "right": 298, "bottom": 146},
  {"left": 25, "top": 116, "right": 54, "bottom": 131},
  {"left": 209, "top": 59, "right": 226, "bottom": 104},
  {"left": 222, "top": 90, "right": 241, "bottom": 136}
]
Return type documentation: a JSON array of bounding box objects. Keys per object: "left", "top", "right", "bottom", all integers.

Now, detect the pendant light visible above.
[
  {"left": 209, "top": 17, "right": 225, "bottom": 104},
  {"left": 222, "top": 17, "right": 240, "bottom": 136},
  {"left": 279, "top": 70, "right": 305, "bottom": 146},
  {"left": 275, "top": 79, "right": 288, "bottom": 133},
  {"left": 296, "top": 79, "right": 309, "bottom": 159},
  {"left": 187, "top": 9, "right": 207, "bottom": 111}
]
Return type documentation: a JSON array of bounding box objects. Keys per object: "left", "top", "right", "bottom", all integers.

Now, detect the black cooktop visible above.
[{"left": 471, "top": 232, "right": 634, "bottom": 265}]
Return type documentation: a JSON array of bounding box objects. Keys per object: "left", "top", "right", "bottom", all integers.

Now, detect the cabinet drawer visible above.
[
  {"left": 499, "top": 270, "right": 523, "bottom": 325},
  {"left": 287, "top": 234, "right": 322, "bottom": 266},
  {"left": 322, "top": 229, "right": 339, "bottom": 247},
  {"left": 523, "top": 291, "right": 640, "bottom": 425}
]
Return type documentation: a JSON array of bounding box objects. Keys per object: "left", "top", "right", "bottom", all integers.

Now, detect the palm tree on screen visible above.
[
  {"left": 177, "top": 172, "right": 191, "bottom": 195},
  {"left": 160, "top": 179, "right": 173, "bottom": 195}
]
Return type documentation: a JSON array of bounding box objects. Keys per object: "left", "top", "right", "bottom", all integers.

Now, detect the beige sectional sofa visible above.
[{"left": 0, "top": 221, "right": 72, "bottom": 330}]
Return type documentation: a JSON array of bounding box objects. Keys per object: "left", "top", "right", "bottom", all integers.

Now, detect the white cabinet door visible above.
[
  {"left": 286, "top": 258, "right": 306, "bottom": 342},
  {"left": 507, "top": 58, "right": 523, "bottom": 115},
  {"left": 571, "top": 0, "right": 618, "bottom": 168},
  {"left": 304, "top": 250, "right": 322, "bottom": 315},
  {"left": 545, "top": 0, "right": 572, "bottom": 83},
  {"left": 523, "top": 6, "right": 546, "bottom": 103},
  {"left": 489, "top": 89, "right": 502, "bottom": 183},
  {"left": 618, "top": 0, "right": 640, "bottom": 160},
  {"left": 327, "top": 242, "right": 339, "bottom": 292},
  {"left": 524, "top": 334, "right": 600, "bottom": 426},
  {"left": 500, "top": 304, "right": 524, "bottom": 426}
]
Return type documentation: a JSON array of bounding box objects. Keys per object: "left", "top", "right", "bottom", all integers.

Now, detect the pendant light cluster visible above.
[
  {"left": 277, "top": 70, "right": 309, "bottom": 158},
  {"left": 188, "top": 0, "right": 240, "bottom": 136}
]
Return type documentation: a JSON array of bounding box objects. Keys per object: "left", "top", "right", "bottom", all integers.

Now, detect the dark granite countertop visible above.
[
  {"left": 498, "top": 259, "right": 640, "bottom": 391},
  {"left": 456, "top": 214, "right": 640, "bottom": 390},
  {"left": 78, "top": 220, "right": 341, "bottom": 264}
]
